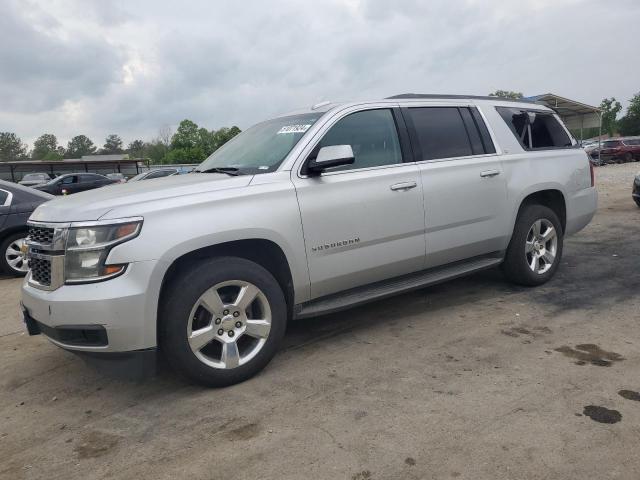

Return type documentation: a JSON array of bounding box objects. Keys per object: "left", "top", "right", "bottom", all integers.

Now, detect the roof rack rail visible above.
[{"left": 386, "top": 93, "right": 537, "bottom": 104}]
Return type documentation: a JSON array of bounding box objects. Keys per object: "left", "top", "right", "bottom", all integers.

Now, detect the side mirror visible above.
[{"left": 307, "top": 145, "right": 355, "bottom": 175}]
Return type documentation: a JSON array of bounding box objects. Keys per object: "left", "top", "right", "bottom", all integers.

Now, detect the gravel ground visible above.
[{"left": 0, "top": 162, "right": 639, "bottom": 480}]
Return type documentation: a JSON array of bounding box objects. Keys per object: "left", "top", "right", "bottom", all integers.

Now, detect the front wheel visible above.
[
  {"left": 0, "top": 232, "right": 30, "bottom": 277},
  {"left": 502, "top": 205, "right": 564, "bottom": 286},
  {"left": 159, "top": 256, "right": 287, "bottom": 387},
  {"left": 624, "top": 152, "right": 634, "bottom": 163}
]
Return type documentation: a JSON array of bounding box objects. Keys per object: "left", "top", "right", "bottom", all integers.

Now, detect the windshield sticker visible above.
[{"left": 277, "top": 124, "right": 311, "bottom": 134}]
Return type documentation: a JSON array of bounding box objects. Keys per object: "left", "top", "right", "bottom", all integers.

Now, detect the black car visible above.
[
  {"left": 0, "top": 180, "right": 52, "bottom": 276},
  {"left": 34, "top": 173, "right": 118, "bottom": 195},
  {"left": 633, "top": 173, "right": 640, "bottom": 208}
]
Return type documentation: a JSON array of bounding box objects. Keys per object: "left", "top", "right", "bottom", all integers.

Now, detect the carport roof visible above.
[{"left": 525, "top": 93, "right": 601, "bottom": 130}]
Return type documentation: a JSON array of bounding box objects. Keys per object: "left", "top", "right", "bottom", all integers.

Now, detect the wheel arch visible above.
[
  {"left": 513, "top": 188, "right": 567, "bottom": 234},
  {"left": 0, "top": 225, "right": 29, "bottom": 244},
  {"left": 158, "top": 238, "right": 296, "bottom": 323}
]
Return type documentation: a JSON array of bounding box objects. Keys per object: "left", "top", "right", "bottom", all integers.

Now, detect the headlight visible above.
[{"left": 64, "top": 218, "right": 142, "bottom": 283}]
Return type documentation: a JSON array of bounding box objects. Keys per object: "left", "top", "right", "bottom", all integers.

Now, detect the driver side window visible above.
[
  {"left": 61, "top": 176, "right": 76, "bottom": 185},
  {"left": 317, "top": 109, "right": 403, "bottom": 172}
]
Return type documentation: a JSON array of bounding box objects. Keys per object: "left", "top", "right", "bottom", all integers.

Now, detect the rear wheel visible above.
[
  {"left": 635, "top": 197, "right": 640, "bottom": 208},
  {"left": 159, "top": 256, "right": 287, "bottom": 387},
  {"left": 503, "top": 205, "right": 563, "bottom": 286},
  {"left": 0, "top": 232, "right": 29, "bottom": 277},
  {"left": 624, "top": 152, "right": 633, "bottom": 163}
]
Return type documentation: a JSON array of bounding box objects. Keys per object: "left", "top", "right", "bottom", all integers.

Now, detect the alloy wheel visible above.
[
  {"left": 5, "top": 237, "right": 29, "bottom": 273},
  {"left": 525, "top": 219, "right": 557, "bottom": 275},
  {"left": 187, "top": 280, "right": 272, "bottom": 369}
]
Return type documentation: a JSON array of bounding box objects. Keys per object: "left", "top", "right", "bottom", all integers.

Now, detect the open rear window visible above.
[{"left": 496, "top": 107, "right": 573, "bottom": 150}]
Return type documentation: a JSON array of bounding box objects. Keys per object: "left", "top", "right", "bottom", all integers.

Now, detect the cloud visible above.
[
  {"left": 0, "top": 0, "right": 125, "bottom": 114},
  {"left": 0, "top": 0, "right": 638, "bottom": 148}
]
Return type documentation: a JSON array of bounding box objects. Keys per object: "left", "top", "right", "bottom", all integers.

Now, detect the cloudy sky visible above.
[{"left": 1, "top": 0, "right": 639, "bottom": 149}]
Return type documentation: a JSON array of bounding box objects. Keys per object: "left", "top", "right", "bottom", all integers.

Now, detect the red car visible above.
[{"left": 598, "top": 138, "right": 640, "bottom": 163}]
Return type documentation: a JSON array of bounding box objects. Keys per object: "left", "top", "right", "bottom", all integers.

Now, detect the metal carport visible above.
[{"left": 524, "top": 93, "right": 601, "bottom": 142}]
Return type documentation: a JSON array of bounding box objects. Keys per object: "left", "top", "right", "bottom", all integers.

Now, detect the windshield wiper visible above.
[{"left": 194, "top": 167, "right": 241, "bottom": 176}]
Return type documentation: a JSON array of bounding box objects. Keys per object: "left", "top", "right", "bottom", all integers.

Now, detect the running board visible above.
[{"left": 294, "top": 256, "right": 503, "bottom": 319}]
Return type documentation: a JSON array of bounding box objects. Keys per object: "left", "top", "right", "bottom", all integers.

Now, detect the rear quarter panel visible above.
[{"left": 478, "top": 103, "right": 595, "bottom": 240}]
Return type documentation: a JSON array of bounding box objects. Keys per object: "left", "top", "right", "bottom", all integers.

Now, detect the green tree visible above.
[
  {"left": 212, "top": 126, "right": 241, "bottom": 150},
  {"left": 65, "top": 135, "right": 97, "bottom": 158},
  {"left": 127, "top": 139, "right": 145, "bottom": 158},
  {"left": 618, "top": 92, "right": 640, "bottom": 136},
  {"left": 488, "top": 90, "right": 523, "bottom": 99},
  {"left": 32, "top": 133, "right": 58, "bottom": 160},
  {"left": 0, "top": 132, "right": 28, "bottom": 161},
  {"left": 164, "top": 146, "right": 206, "bottom": 164},
  {"left": 599, "top": 97, "right": 622, "bottom": 136},
  {"left": 171, "top": 120, "right": 201, "bottom": 150},
  {"left": 144, "top": 141, "right": 169, "bottom": 164},
  {"left": 102, "top": 134, "right": 124, "bottom": 154},
  {"left": 43, "top": 150, "right": 63, "bottom": 161}
]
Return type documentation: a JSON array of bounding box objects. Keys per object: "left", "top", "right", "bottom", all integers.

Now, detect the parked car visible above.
[
  {"left": 128, "top": 167, "right": 193, "bottom": 182},
  {"left": 0, "top": 180, "right": 52, "bottom": 276},
  {"left": 21, "top": 95, "right": 597, "bottom": 387},
  {"left": 19, "top": 172, "right": 53, "bottom": 187},
  {"left": 633, "top": 173, "right": 640, "bottom": 207},
  {"left": 599, "top": 138, "right": 640, "bottom": 163},
  {"left": 33, "top": 173, "right": 118, "bottom": 195},
  {"left": 106, "top": 173, "right": 127, "bottom": 184}
]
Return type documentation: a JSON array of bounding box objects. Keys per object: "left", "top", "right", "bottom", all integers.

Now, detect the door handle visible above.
[
  {"left": 480, "top": 170, "right": 501, "bottom": 178},
  {"left": 390, "top": 181, "right": 418, "bottom": 191}
]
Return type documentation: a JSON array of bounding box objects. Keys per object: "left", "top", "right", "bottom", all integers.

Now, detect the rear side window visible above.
[
  {"left": 0, "top": 190, "right": 8, "bottom": 206},
  {"left": 497, "top": 107, "right": 572, "bottom": 150},
  {"left": 406, "top": 107, "right": 495, "bottom": 161}
]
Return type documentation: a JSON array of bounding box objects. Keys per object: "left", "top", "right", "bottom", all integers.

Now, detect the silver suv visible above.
[{"left": 21, "top": 95, "right": 597, "bottom": 386}]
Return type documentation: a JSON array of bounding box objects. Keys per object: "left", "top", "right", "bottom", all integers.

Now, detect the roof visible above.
[
  {"left": 81, "top": 154, "right": 128, "bottom": 161},
  {"left": 524, "top": 93, "right": 601, "bottom": 129}
]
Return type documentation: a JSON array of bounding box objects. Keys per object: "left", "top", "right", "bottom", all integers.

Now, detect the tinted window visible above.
[
  {"left": 0, "top": 190, "right": 8, "bottom": 205},
  {"left": 61, "top": 176, "right": 77, "bottom": 184},
  {"left": 408, "top": 107, "right": 473, "bottom": 160},
  {"left": 602, "top": 140, "right": 622, "bottom": 148},
  {"left": 317, "top": 109, "right": 402, "bottom": 171},
  {"left": 459, "top": 108, "right": 484, "bottom": 155},
  {"left": 625, "top": 139, "right": 640, "bottom": 146},
  {"left": 470, "top": 108, "right": 496, "bottom": 154},
  {"left": 80, "top": 174, "right": 100, "bottom": 182},
  {"left": 497, "top": 107, "right": 572, "bottom": 149},
  {"left": 146, "top": 170, "right": 176, "bottom": 179}
]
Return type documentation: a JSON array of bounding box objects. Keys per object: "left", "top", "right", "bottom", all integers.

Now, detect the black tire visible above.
[
  {"left": 502, "top": 204, "right": 564, "bottom": 286},
  {"left": 635, "top": 198, "right": 640, "bottom": 208},
  {"left": 0, "top": 232, "right": 29, "bottom": 277},
  {"left": 624, "top": 152, "right": 633, "bottom": 163},
  {"left": 159, "top": 256, "right": 287, "bottom": 387}
]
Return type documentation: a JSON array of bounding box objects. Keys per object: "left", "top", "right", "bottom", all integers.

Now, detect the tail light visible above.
[{"left": 590, "top": 161, "right": 595, "bottom": 187}]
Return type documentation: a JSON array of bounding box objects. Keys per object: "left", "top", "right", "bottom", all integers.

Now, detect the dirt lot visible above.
[{"left": 1, "top": 163, "right": 639, "bottom": 480}]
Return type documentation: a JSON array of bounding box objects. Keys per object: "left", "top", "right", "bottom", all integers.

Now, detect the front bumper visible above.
[{"left": 21, "top": 259, "right": 162, "bottom": 353}]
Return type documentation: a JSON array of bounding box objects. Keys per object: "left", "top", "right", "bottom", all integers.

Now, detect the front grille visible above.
[
  {"left": 28, "top": 225, "right": 54, "bottom": 245},
  {"left": 30, "top": 257, "right": 52, "bottom": 286}
]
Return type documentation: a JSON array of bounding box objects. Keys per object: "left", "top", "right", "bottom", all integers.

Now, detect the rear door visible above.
[
  {"left": 403, "top": 105, "right": 510, "bottom": 268},
  {"left": 292, "top": 106, "right": 426, "bottom": 299}
]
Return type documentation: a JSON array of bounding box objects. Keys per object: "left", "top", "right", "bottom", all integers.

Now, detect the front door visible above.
[{"left": 293, "top": 108, "right": 426, "bottom": 299}]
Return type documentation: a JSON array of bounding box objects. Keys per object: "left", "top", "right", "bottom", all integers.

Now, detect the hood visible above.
[{"left": 30, "top": 173, "right": 253, "bottom": 222}]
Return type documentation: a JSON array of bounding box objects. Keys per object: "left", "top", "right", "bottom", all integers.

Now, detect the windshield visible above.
[{"left": 196, "top": 113, "right": 323, "bottom": 174}]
